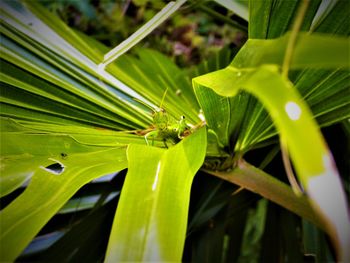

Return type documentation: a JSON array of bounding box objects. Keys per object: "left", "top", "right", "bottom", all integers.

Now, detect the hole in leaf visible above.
[{"left": 42, "top": 161, "right": 65, "bottom": 175}]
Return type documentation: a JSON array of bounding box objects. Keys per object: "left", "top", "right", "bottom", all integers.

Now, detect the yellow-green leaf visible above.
[
  {"left": 105, "top": 127, "right": 207, "bottom": 262},
  {"left": 193, "top": 65, "right": 350, "bottom": 261},
  {"left": 0, "top": 147, "right": 127, "bottom": 262}
]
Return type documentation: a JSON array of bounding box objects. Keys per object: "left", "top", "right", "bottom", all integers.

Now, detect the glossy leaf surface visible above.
[
  {"left": 0, "top": 117, "right": 143, "bottom": 197},
  {"left": 105, "top": 127, "right": 207, "bottom": 262},
  {"left": 233, "top": 33, "right": 350, "bottom": 69},
  {"left": 0, "top": 0, "right": 349, "bottom": 262},
  {"left": 0, "top": 147, "right": 127, "bottom": 262},
  {"left": 194, "top": 32, "right": 350, "bottom": 150},
  {"left": 193, "top": 65, "right": 350, "bottom": 260}
]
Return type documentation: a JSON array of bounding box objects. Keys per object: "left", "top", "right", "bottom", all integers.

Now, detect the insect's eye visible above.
[{"left": 181, "top": 116, "right": 185, "bottom": 119}]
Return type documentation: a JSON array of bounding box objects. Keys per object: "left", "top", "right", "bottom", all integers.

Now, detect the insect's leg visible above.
[
  {"left": 145, "top": 131, "right": 157, "bottom": 146},
  {"left": 163, "top": 139, "right": 168, "bottom": 149},
  {"left": 177, "top": 116, "right": 188, "bottom": 139},
  {"left": 177, "top": 129, "right": 183, "bottom": 140}
]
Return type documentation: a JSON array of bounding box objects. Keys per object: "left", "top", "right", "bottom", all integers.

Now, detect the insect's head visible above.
[
  {"left": 178, "top": 115, "right": 188, "bottom": 130},
  {"left": 132, "top": 88, "right": 171, "bottom": 130},
  {"left": 153, "top": 108, "right": 168, "bottom": 130}
]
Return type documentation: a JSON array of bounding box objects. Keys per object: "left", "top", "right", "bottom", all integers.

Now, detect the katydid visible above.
[{"left": 136, "top": 89, "right": 191, "bottom": 147}]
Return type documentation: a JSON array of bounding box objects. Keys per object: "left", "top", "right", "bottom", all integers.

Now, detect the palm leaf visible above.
[
  {"left": 192, "top": 0, "right": 350, "bottom": 259},
  {"left": 105, "top": 127, "right": 206, "bottom": 262},
  {"left": 0, "top": 145, "right": 127, "bottom": 261},
  {"left": 1, "top": 0, "right": 349, "bottom": 261}
]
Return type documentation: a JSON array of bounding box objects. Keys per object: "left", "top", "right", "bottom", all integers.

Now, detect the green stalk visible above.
[
  {"left": 282, "top": 0, "right": 310, "bottom": 77},
  {"left": 205, "top": 159, "right": 326, "bottom": 231}
]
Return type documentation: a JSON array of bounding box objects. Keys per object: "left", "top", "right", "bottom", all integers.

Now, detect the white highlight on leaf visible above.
[
  {"left": 285, "top": 101, "right": 302, "bottom": 120},
  {"left": 101, "top": 0, "right": 187, "bottom": 67},
  {"left": 152, "top": 162, "right": 162, "bottom": 191},
  {"left": 307, "top": 154, "right": 350, "bottom": 261},
  {"left": 97, "top": 63, "right": 105, "bottom": 75},
  {"left": 214, "top": 0, "right": 249, "bottom": 21}
]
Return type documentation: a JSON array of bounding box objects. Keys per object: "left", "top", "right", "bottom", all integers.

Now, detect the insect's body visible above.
[
  {"left": 135, "top": 88, "right": 192, "bottom": 147},
  {"left": 153, "top": 108, "right": 169, "bottom": 130},
  {"left": 145, "top": 108, "right": 190, "bottom": 147}
]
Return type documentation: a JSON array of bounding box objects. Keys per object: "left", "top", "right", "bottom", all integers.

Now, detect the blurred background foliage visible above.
[{"left": 39, "top": 0, "right": 247, "bottom": 67}]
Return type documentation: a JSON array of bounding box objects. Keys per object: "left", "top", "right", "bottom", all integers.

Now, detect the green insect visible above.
[
  {"left": 146, "top": 110, "right": 190, "bottom": 146},
  {"left": 137, "top": 89, "right": 191, "bottom": 147}
]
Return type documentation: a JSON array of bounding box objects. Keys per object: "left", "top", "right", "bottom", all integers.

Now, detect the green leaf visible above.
[
  {"left": 194, "top": 86, "right": 230, "bottom": 146},
  {"left": 57, "top": 192, "right": 119, "bottom": 214},
  {"left": 191, "top": 46, "right": 248, "bottom": 150},
  {"left": 248, "top": 0, "right": 273, "bottom": 39},
  {"left": 194, "top": 65, "right": 350, "bottom": 260},
  {"left": 1, "top": 0, "right": 349, "bottom": 261},
  {"left": 1, "top": 0, "right": 201, "bottom": 131},
  {"left": 0, "top": 117, "right": 144, "bottom": 197},
  {"left": 1, "top": 1, "right": 152, "bottom": 129},
  {"left": 313, "top": 0, "right": 350, "bottom": 35},
  {"left": 214, "top": 0, "right": 249, "bottom": 21},
  {"left": 105, "top": 127, "right": 207, "bottom": 262},
  {"left": 0, "top": 147, "right": 127, "bottom": 262},
  {"left": 248, "top": 0, "right": 322, "bottom": 39},
  {"left": 187, "top": 178, "right": 231, "bottom": 233},
  {"left": 236, "top": 0, "right": 349, "bottom": 156},
  {"left": 258, "top": 203, "right": 304, "bottom": 262},
  {"left": 188, "top": 186, "right": 253, "bottom": 263},
  {"left": 238, "top": 199, "right": 267, "bottom": 262},
  {"left": 302, "top": 220, "right": 334, "bottom": 263},
  {"left": 109, "top": 48, "right": 200, "bottom": 124},
  {"left": 194, "top": 32, "right": 350, "bottom": 151},
  {"left": 233, "top": 32, "right": 350, "bottom": 69},
  {"left": 33, "top": 195, "right": 118, "bottom": 263}
]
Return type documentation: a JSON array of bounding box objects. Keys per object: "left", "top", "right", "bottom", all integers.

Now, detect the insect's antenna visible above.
[
  {"left": 159, "top": 88, "right": 168, "bottom": 109},
  {"left": 133, "top": 98, "right": 155, "bottom": 112}
]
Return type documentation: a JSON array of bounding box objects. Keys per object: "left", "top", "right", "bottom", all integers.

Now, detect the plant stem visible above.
[
  {"left": 282, "top": 0, "right": 310, "bottom": 77},
  {"left": 280, "top": 136, "right": 303, "bottom": 195},
  {"left": 204, "top": 159, "right": 328, "bottom": 232}
]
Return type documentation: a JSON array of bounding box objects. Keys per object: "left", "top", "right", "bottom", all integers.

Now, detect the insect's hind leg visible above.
[{"left": 145, "top": 131, "right": 158, "bottom": 146}]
